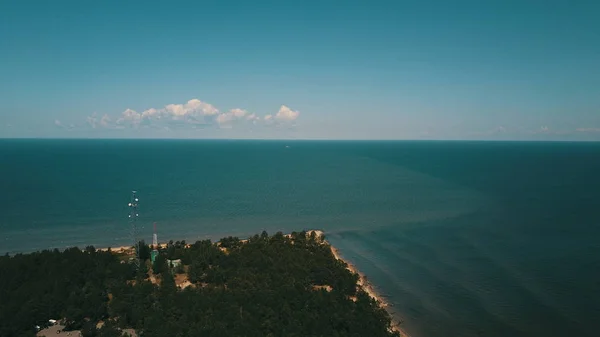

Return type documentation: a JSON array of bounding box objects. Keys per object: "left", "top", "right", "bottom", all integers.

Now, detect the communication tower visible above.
[{"left": 128, "top": 191, "right": 140, "bottom": 269}]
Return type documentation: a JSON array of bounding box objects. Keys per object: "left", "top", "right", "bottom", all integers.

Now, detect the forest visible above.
[{"left": 0, "top": 231, "right": 401, "bottom": 337}]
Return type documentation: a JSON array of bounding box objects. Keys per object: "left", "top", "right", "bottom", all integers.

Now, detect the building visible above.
[
  {"left": 151, "top": 250, "right": 159, "bottom": 263},
  {"left": 167, "top": 259, "right": 181, "bottom": 268}
]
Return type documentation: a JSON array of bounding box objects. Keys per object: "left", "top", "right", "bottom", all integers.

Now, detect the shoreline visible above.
[
  {"left": 318, "top": 232, "right": 409, "bottom": 337},
  {"left": 95, "top": 230, "right": 408, "bottom": 336},
  {"left": 96, "top": 243, "right": 169, "bottom": 253}
]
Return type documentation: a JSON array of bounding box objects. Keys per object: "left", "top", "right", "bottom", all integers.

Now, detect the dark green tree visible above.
[
  {"left": 152, "top": 253, "right": 167, "bottom": 275},
  {"left": 97, "top": 320, "right": 125, "bottom": 337},
  {"left": 81, "top": 320, "right": 98, "bottom": 337},
  {"left": 1, "top": 230, "right": 401, "bottom": 337},
  {"left": 137, "top": 240, "right": 151, "bottom": 261}
]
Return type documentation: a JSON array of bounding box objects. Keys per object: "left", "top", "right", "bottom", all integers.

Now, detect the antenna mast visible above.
[{"left": 128, "top": 191, "right": 140, "bottom": 270}]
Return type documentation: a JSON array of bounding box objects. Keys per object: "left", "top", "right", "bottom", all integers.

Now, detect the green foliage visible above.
[
  {"left": 219, "top": 236, "right": 241, "bottom": 249},
  {"left": 136, "top": 260, "right": 148, "bottom": 280},
  {"left": 137, "top": 240, "right": 150, "bottom": 261},
  {"left": 82, "top": 320, "right": 127, "bottom": 337},
  {"left": 164, "top": 240, "right": 186, "bottom": 261},
  {"left": 152, "top": 253, "right": 167, "bottom": 275},
  {"left": 1, "top": 231, "right": 400, "bottom": 337},
  {"left": 174, "top": 263, "right": 185, "bottom": 274},
  {"left": 0, "top": 247, "right": 134, "bottom": 336}
]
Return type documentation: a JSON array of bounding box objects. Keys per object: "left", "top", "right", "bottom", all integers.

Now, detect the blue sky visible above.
[{"left": 1, "top": 0, "right": 599, "bottom": 140}]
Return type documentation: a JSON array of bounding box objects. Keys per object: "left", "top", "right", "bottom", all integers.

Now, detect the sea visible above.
[{"left": 1, "top": 139, "right": 598, "bottom": 337}]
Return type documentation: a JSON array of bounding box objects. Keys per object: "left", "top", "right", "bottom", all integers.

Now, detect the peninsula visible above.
[{"left": 0, "top": 230, "right": 404, "bottom": 337}]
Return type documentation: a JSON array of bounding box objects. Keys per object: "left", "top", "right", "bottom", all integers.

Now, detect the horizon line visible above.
[{"left": 1, "top": 137, "right": 599, "bottom": 143}]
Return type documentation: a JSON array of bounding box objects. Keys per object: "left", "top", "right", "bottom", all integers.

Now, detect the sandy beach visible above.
[
  {"left": 97, "top": 246, "right": 132, "bottom": 253},
  {"left": 96, "top": 243, "right": 169, "bottom": 253}
]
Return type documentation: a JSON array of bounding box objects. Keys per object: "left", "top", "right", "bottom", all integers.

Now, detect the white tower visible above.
[
  {"left": 153, "top": 222, "right": 158, "bottom": 249},
  {"left": 151, "top": 222, "right": 159, "bottom": 263}
]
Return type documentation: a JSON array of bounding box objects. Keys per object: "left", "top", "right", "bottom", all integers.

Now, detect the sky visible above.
[{"left": 1, "top": 0, "right": 599, "bottom": 140}]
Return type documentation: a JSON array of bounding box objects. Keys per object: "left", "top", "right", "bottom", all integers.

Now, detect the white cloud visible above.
[
  {"left": 275, "top": 105, "right": 299, "bottom": 121},
  {"left": 100, "top": 114, "right": 111, "bottom": 127},
  {"left": 141, "top": 108, "right": 160, "bottom": 119},
  {"left": 72, "top": 98, "right": 302, "bottom": 133},
  {"left": 164, "top": 104, "right": 185, "bottom": 117},
  {"left": 115, "top": 109, "right": 141, "bottom": 127},
  {"left": 165, "top": 99, "right": 219, "bottom": 118},
  {"left": 122, "top": 108, "right": 141, "bottom": 121},
  {"left": 87, "top": 113, "right": 98, "bottom": 128},
  {"left": 246, "top": 113, "right": 260, "bottom": 125},
  {"left": 263, "top": 114, "right": 274, "bottom": 126},
  {"left": 216, "top": 112, "right": 234, "bottom": 125},
  {"left": 53, "top": 119, "right": 77, "bottom": 130},
  {"left": 231, "top": 108, "right": 247, "bottom": 118},
  {"left": 188, "top": 98, "right": 219, "bottom": 116},
  {"left": 540, "top": 126, "right": 549, "bottom": 132},
  {"left": 215, "top": 108, "right": 253, "bottom": 127}
]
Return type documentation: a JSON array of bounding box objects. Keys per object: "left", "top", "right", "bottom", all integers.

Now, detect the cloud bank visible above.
[{"left": 68, "top": 99, "right": 300, "bottom": 132}]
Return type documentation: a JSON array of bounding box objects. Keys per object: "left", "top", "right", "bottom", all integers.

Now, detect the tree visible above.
[
  {"left": 219, "top": 236, "right": 241, "bottom": 249},
  {"left": 0, "top": 248, "right": 134, "bottom": 336},
  {"left": 138, "top": 240, "right": 150, "bottom": 261},
  {"left": 82, "top": 320, "right": 98, "bottom": 337},
  {"left": 97, "top": 320, "right": 125, "bottom": 337},
  {"left": 159, "top": 270, "right": 177, "bottom": 304},
  {"left": 188, "top": 260, "right": 205, "bottom": 283},
  {"left": 2, "top": 230, "right": 400, "bottom": 337},
  {"left": 152, "top": 254, "right": 167, "bottom": 275},
  {"left": 136, "top": 261, "right": 149, "bottom": 280}
]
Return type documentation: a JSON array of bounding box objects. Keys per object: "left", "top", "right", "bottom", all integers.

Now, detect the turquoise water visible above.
[{"left": 1, "top": 139, "right": 599, "bottom": 337}]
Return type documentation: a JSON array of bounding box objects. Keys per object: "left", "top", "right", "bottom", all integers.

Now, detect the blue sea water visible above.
[{"left": 1, "top": 139, "right": 599, "bottom": 337}]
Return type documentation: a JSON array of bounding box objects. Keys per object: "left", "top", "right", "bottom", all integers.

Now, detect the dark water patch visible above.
[{"left": 331, "top": 206, "right": 599, "bottom": 337}]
